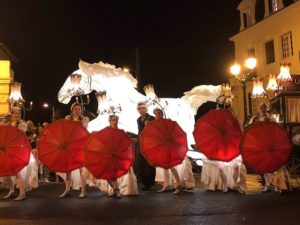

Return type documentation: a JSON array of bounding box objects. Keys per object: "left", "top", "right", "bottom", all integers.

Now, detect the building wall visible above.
[
  {"left": 229, "top": 0, "right": 300, "bottom": 120},
  {"left": 0, "top": 60, "right": 12, "bottom": 116}
]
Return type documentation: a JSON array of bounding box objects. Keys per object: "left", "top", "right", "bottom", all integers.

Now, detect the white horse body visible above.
[{"left": 58, "top": 60, "right": 221, "bottom": 147}]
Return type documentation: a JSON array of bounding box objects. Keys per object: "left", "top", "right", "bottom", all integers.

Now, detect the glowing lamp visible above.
[
  {"left": 143, "top": 84, "right": 157, "bottom": 101},
  {"left": 245, "top": 57, "right": 257, "bottom": 69},
  {"left": 9, "top": 82, "right": 24, "bottom": 102},
  {"left": 251, "top": 78, "right": 265, "bottom": 98},
  {"left": 230, "top": 63, "right": 241, "bottom": 76},
  {"left": 277, "top": 63, "right": 292, "bottom": 82},
  {"left": 70, "top": 74, "right": 82, "bottom": 91},
  {"left": 123, "top": 67, "right": 129, "bottom": 73},
  {"left": 266, "top": 74, "right": 278, "bottom": 91},
  {"left": 95, "top": 91, "right": 109, "bottom": 114}
]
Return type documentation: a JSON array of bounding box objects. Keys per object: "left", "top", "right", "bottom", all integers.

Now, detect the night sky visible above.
[{"left": 0, "top": 0, "right": 241, "bottom": 123}]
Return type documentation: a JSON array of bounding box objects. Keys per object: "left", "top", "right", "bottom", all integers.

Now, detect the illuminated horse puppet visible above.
[{"left": 58, "top": 60, "right": 222, "bottom": 147}]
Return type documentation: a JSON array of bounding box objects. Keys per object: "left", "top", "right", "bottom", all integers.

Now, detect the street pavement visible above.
[{"left": 1, "top": 181, "right": 300, "bottom": 225}]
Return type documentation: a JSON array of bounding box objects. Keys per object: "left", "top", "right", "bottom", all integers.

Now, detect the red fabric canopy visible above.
[
  {"left": 240, "top": 121, "right": 292, "bottom": 173},
  {"left": 0, "top": 125, "right": 31, "bottom": 177},
  {"left": 37, "top": 119, "right": 89, "bottom": 172},
  {"left": 193, "top": 109, "right": 242, "bottom": 162},
  {"left": 85, "top": 127, "right": 134, "bottom": 180},
  {"left": 140, "top": 119, "right": 188, "bottom": 169}
]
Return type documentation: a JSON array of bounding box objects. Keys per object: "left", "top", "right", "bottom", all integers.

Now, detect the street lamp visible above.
[
  {"left": 43, "top": 102, "right": 55, "bottom": 122},
  {"left": 43, "top": 103, "right": 49, "bottom": 108},
  {"left": 230, "top": 57, "right": 257, "bottom": 125}
]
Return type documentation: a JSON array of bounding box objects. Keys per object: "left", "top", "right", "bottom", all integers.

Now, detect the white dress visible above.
[
  {"left": 201, "top": 156, "right": 247, "bottom": 192},
  {"left": 0, "top": 121, "right": 39, "bottom": 192},
  {"left": 155, "top": 157, "right": 196, "bottom": 190},
  {"left": 97, "top": 167, "right": 139, "bottom": 196},
  {"left": 56, "top": 116, "right": 92, "bottom": 190}
]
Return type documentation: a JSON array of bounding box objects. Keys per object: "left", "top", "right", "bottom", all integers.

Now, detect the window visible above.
[
  {"left": 242, "top": 12, "right": 250, "bottom": 27},
  {"left": 281, "top": 32, "right": 293, "bottom": 59},
  {"left": 286, "top": 97, "right": 300, "bottom": 123},
  {"left": 272, "top": 0, "right": 278, "bottom": 12},
  {"left": 265, "top": 40, "right": 275, "bottom": 64}
]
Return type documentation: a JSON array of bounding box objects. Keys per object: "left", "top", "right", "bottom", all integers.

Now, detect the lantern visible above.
[
  {"left": 266, "top": 74, "right": 278, "bottom": 91},
  {"left": 251, "top": 78, "right": 266, "bottom": 98},
  {"left": 9, "top": 82, "right": 24, "bottom": 102}
]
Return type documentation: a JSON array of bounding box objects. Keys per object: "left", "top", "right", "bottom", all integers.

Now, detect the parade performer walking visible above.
[
  {"left": 58, "top": 103, "right": 91, "bottom": 199},
  {"left": 0, "top": 107, "right": 38, "bottom": 201},
  {"left": 86, "top": 115, "right": 138, "bottom": 198},
  {"left": 248, "top": 103, "right": 291, "bottom": 193},
  {"left": 152, "top": 108, "right": 193, "bottom": 194}
]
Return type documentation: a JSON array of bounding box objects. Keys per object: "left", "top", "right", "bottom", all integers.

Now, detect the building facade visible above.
[
  {"left": 0, "top": 43, "right": 18, "bottom": 116},
  {"left": 229, "top": 0, "right": 300, "bottom": 120}
]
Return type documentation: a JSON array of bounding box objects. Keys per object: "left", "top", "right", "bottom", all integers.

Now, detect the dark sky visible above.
[{"left": 0, "top": 0, "right": 241, "bottom": 123}]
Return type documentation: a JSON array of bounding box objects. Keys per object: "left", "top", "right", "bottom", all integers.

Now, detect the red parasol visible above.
[
  {"left": 240, "top": 121, "right": 292, "bottom": 173},
  {"left": 85, "top": 127, "right": 134, "bottom": 180},
  {"left": 193, "top": 109, "right": 242, "bottom": 162},
  {"left": 139, "top": 119, "right": 188, "bottom": 169},
  {"left": 37, "top": 119, "right": 89, "bottom": 173},
  {"left": 0, "top": 125, "right": 31, "bottom": 177}
]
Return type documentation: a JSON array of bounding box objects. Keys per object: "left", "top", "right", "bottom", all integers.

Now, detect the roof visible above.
[{"left": 0, "top": 43, "right": 19, "bottom": 63}]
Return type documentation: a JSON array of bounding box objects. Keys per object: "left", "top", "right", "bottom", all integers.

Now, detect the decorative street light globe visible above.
[
  {"left": 245, "top": 57, "right": 257, "bottom": 70},
  {"left": 230, "top": 63, "right": 241, "bottom": 76},
  {"left": 229, "top": 57, "right": 257, "bottom": 126}
]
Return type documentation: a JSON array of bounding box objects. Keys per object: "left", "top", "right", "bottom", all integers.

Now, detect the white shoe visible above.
[
  {"left": 78, "top": 191, "right": 87, "bottom": 199},
  {"left": 173, "top": 185, "right": 184, "bottom": 195},
  {"left": 157, "top": 186, "right": 170, "bottom": 193},
  {"left": 3, "top": 191, "right": 15, "bottom": 199},
  {"left": 237, "top": 187, "right": 246, "bottom": 194},
  {"left": 14, "top": 194, "right": 26, "bottom": 201},
  {"left": 262, "top": 186, "right": 271, "bottom": 193},
  {"left": 115, "top": 188, "right": 121, "bottom": 199},
  {"left": 223, "top": 187, "right": 229, "bottom": 193},
  {"left": 59, "top": 191, "right": 71, "bottom": 198},
  {"left": 107, "top": 191, "right": 115, "bottom": 197},
  {"left": 173, "top": 188, "right": 181, "bottom": 195}
]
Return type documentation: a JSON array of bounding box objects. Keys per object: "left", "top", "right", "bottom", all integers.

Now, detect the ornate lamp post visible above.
[
  {"left": 230, "top": 57, "right": 257, "bottom": 124},
  {"left": 43, "top": 102, "right": 55, "bottom": 122}
]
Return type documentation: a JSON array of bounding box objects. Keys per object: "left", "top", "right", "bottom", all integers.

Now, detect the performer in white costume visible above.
[
  {"left": 153, "top": 108, "right": 195, "bottom": 194},
  {"left": 58, "top": 103, "right": 93, "bottom": 199},
  {"left": 97, "top": 115, "right": 138, "bottom": 198},
  {"left": 200, "top": 94, "right": 247, "bottom": 194},
  {"left": 0, "top": 107, "right": 38, "bottom": 201},
  {"left": 249, "top": 103, "right": 291, "bottom": 193}
]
